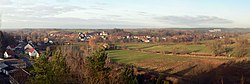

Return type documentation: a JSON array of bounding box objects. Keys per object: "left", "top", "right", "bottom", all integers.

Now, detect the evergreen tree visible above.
[
  {"left": 121, "top": 67, "right": 138, "bottom": 84},
  {"left": 85, "top": 49, "right": 109, "bottom": 84},
  {"left": 30, "top": 55, "right": 52, "bottom": 84},
  {"left": 30, "top": 49, "right": 69, "bottom": 84}
]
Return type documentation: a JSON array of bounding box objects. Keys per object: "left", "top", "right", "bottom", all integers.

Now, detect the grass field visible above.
[
  {"left": 123, "top": 43, "right": 159, "bottom": 49},
  {"left": 143, "top": 44, "right": 210, "bottom": 53},
  {"left": 121, "top": 43, "right": 210, "bottom": 53},
  {"left": 108, "top": 50, "right": 233, "bottom": 73}
]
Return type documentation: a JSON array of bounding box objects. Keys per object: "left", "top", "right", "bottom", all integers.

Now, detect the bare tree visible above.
[
  {"left": 207, "top": 40, "right": 225, "bottom": 56},
  {"left": 88, "top": 37, "right": 97, "bottom": 51},
  {"left": 233, "top": 38, "right": 249, "bottom": 57}
]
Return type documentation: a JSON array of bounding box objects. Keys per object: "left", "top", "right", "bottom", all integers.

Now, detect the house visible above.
[
  {"left": 209, "top": 29, "right": 222, "bottom": 32},
  {"left": 6, "top": 45, "right": 16, "bottom": 51},
  {"left": 0, "top": 60, "right": 29, "bottom": 84},
  {"left": 9, "top": 68, "right": 30, "bottom": 84},
  {"left": 48, "top": 40, "right": 54, "bottom": 44},
  {"left": 144, "top": 40, "right": 150, "bottom": 43},
  {"left": 24, "top": 44, "right": 40, "bottom": 58},
  {"left": 1, "top": 66, "right": 15, "bottom": 76},
  {"left": 27, "top": 48, "right": 39, "bottom": 58},
  {"left": 24, "top": 44, "right": 34, "bottom": 50},
  {"left": 0, "top": 62, "right": 8, "bottom": 73},
  {"left": 146, "top": 36, "right": 151, "bottom": 39},
  {"left": 99, "top": 31, "right": 109, "bottom": 36},
  {"left": 15, "top": 44, "right": 26, "bottom": 54},
  {"left": 16, "top": 40, "right": 27, "bottom": 49},
  {"left": 4, "top": 50, "right": 16, "bottom": 59},
  {"left": 4, "top": 60, "right": 27, "bottom": 69}
]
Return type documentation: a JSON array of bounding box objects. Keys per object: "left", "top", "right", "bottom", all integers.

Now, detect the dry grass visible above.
[{"left": 108, "top": 50, "right": 233, "bottom": 73}]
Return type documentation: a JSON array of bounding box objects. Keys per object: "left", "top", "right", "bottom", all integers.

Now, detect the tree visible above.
[
  {"left": 0, "top": 31, "right": 16, "bottom": 58},
  {"left": 207, "top": 40, "right": 225, "bottom": 56},
  {"left": 85, "top": 49, "right": 109, "bottom": 84},
  {"left": 121, "top": 67, "right": 138, "bottom": 84},
  {"left": 30, "top": 49, "right": 69, "bottom": 84},
  {"left": 223, "top": 37, "right": 234, "bottom": 44},
  {"left": 0, "top": 31, "right": 3, "bottom": 57},
  {"left": 88, "top": 37, "right": 97, "bottom": 51},
  {"left": 86, "top": 49, "right": 108, "bottom": 73},
  {"left": 233, "top": 38, "right": 249, "bottom": 57},
  {"left": 30, "top": 45, "right": 141, "bottom": 84},
  {"left": 30, "top": 55, "right": 52, "bottom": 84}
]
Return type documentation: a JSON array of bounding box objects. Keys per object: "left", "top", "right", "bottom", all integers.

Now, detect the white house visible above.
[
  {"left": 100, "top": 31, "right": 108, "bottom": 36},
  {"left": 24, "top": 44, "right": 34, "bottom": 50},
  {"left": 24, "top": 44, "right": 40, "bottom": 58},
  {"left": 4, "top": 50, "right": 15, "bottom": 58},
  {"left": 144, "top": 40, "right": 150, "bottom": 43},
  {"left": 209, "top": 29, "right": 222, "bottom": 32},
  {"left": 28, "top": 48, "right": 39, "bottom": 58}
]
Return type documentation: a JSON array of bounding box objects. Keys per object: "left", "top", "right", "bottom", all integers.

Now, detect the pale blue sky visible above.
[{"left": 0, "top": 0, "right": 250, "bottom": 28}]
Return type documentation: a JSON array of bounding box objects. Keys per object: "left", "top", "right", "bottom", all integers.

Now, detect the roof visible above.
[
  {"left": 28, "top": 48, "right": 35, "bottom": 53},
  {"left": 0, "top": 63, "right": 8, "bottom": 69},
  {"left": 10, "top": 69, "right": 30, "bottom": 84},
  {"left": 5, "top": 50, "right": 16, "bottom": 56},
  {"left": 2, "top": 66, "right": 15, "bottom": 71},
  {"left": 8, "top": 45, "right": 16, "bottom": 48},
  {"left": 24, "top": 44, "right": 34, "bottom": 50},
  {"left": 4, "top": 60, "right": 19, "bottom": 66}
]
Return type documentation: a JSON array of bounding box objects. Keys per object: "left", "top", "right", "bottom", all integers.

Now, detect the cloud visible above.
[
  {"left": 155, "top": 15, "right": 233, "bottom": 26},
  {"left": 23, "top": 5, "right": 85, "bottom": 16},
  {"left": 0, "top": 0, "right": 13, "bottom": 5},
  {"left": 56, "top": 0, "right": 69, "bottom": 2},
  {"left": 138, "top": 11, "right": 148, "bottom": 16},
  {"left": 2, "top": 16, "right": 148, "bottom": 28},
  {"left": 1, "top": 5, "right": 85, "bottom": 17},
  {"left": 105, "top": 15, "right": 121, "bottom": 17},
  {"left": 94, "top": 2, "right": 107, "bottom": 6},
  {"left": 88, "top": 6, "right": 105, "bottom": 10}
]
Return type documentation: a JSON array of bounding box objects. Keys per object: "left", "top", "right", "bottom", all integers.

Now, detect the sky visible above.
[{"left": 0, "top": 0, "right": 250, "bottom": 29}]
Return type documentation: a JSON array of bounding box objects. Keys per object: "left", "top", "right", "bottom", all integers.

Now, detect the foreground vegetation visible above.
[{"left": 29, "top": 46, "right": 139, "bottom": 84}]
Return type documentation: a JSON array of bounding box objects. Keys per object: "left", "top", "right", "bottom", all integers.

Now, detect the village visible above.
[
  {"left": 45, "top": 28, "right": 228, "bottom": 44},
  {"left": 0, "top": 39, "right": 48, "bottom": 83}
]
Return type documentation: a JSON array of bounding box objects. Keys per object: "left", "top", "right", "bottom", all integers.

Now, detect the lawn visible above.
[{"left": 107, "top": 50, "right": 233, "bottom": 73}]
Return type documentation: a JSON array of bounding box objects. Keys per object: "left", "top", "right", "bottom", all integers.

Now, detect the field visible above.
[
  {"left": 121, "top": 43, "right": 159, "bottom": 50},
  {"left": 108, "top": 50, "right": 233, "bottom": 74},
  {"left": 120, "top": 43, "right": 210, "bottom": 54},
  {"left": 142, "top": 44, "right": 210, "bottom": 53}
]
